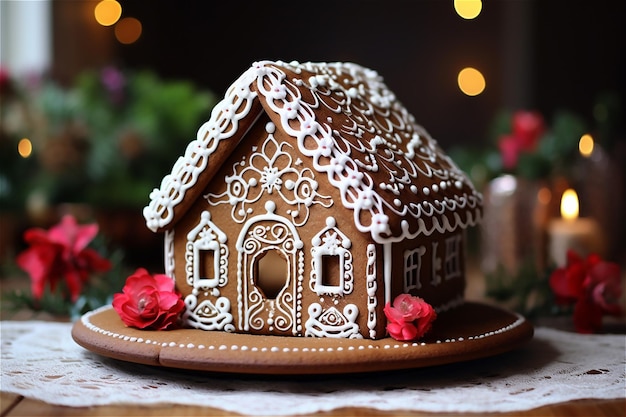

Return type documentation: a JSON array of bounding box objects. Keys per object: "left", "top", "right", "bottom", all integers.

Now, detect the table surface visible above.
[
  {"left": 1, "top": 391, "right": 624, "bottom": 416},
  {"left": 2, "top": 272, "right": 625, "bottom": 417}
]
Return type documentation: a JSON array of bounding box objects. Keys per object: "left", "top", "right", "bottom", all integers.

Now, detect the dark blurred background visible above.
[
  {"left": 46, "top": 0, "right": 625, "bottom": 148},
  {"left": 2, "top": 0, "right": 625, "bottom": 267}
]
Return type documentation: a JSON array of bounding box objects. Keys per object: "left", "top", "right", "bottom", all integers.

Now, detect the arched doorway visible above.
[{"left": 235, "top": 201, "right": 304, "bottom": 335}]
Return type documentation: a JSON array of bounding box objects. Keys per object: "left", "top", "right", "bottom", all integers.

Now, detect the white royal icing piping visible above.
[
  {"left": 143, "top": 61, "right": 482, "bottom": 244},
  {"left": 204, "top": 122, "right": 333, "bottom": 226}
]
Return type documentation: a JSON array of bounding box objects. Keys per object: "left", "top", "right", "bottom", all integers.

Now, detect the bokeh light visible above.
[
  {"left": 454, "top": 0, "right": 482, "bottom": 20},
  {"left": 537, "top": 187, "right": 552, "bottom": 206},
  {"left": 115, "top": 17, "right": 142, "bottom": 44},
  {"left": 457, "top": 67, "right": 485, "bottom": 96},
  {"left": 578, "top": 134, "right": 594, "bottom": 157},
  {"left": 94, "top": 0, "right": 122, "bottom": 27},
  {"left": 18, "top": 138, "right": 33, "bottom": 158}
]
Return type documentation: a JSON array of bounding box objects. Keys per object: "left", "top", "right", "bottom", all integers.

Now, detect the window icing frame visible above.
[
  {"left": 185, "top": 211, "right": 228, "bottom": 290},
  {"left": 444, "top": 233, "right": 463, "bottom": 281},
  {"left": 310, "top": 217, "right": 353, "bottom": 297},
  {"left": 403, "top": 246, "right": 426, "bottom": 293}
]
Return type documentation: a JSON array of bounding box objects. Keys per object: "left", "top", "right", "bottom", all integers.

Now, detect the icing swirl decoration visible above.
[
  {"left": 205, "top": 123, "right": 333, "bottom": 226},
  {"left": 144, "top": 61, "right": 482, "bottom": 243}
]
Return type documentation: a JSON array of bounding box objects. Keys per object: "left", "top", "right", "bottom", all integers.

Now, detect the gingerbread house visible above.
[{"left": 143, "top": 60, "right": 482, "bottom": 340}]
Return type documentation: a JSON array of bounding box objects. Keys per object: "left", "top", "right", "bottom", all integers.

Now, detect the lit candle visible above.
[{"left": 548, "top": 189, "right": 604, "bottom": 266}]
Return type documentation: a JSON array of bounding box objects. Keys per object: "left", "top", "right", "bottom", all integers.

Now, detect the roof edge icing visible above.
[
  {"left": 144, "top": 60, "right": 483, "bottom": 242},
  {"left": 250, "top": 61, "right": 482, "bottom": 243},
  {"left": 143, "top": 62, "right": 269, "bottom": 232}
]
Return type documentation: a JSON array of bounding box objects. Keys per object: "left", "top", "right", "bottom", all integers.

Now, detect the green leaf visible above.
[{"left": 516, "top": 152, "right": 551, "bottom": 180}]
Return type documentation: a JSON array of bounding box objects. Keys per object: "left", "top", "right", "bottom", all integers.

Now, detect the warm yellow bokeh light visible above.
[
  {"left": 579, "top": 133, "right": 594, "bottom": 157},
  {"left": 454, "top": 0, "right": 482, "bottom": 19},
  {"left": 115, "top": 17, "right": 142, "bottom": 44},
  {"left": 18, "top": 138, "right": 33, "bottom": 158},
  {"left": 95, "top": 0, "right": 122, "bottom": 27},
  {"left": 537, "top": 187, "right": 552, "bottom": 206},
  {"left": 560, "top": 189, "right": 579, "bottom": 221},
  {"left": 457, "top": 67, "right": 486, "bottom": 96}
]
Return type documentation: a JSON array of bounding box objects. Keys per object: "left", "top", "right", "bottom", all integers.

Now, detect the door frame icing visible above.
[{"left": 236, "top": 201, "right": 304, "bottom": 335}]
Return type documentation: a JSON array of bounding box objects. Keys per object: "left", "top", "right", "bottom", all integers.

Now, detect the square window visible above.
[{"left": 404, "top": 246, "right": 426, "bottom": 292}]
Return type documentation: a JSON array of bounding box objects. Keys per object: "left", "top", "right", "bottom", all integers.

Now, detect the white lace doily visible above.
[{"left": 1, "top": 320, "right": 624, "bottom": 415}]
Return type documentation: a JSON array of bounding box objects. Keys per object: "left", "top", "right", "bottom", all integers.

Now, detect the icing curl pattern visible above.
[
  {"left": 204, "top": 124, "right": 333, "bottom": 226},
  {"left": 253, "top": 61, "right": 481, "bottom": 243},
  {"left": 143, "top": 61, "right": 482, "bottom": 243}
]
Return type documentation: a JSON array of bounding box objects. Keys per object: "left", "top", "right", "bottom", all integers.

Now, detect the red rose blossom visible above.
[
  {"left": 497, "top": 110, "right": 546, "bottom": 170},
  {"left": 384, "top": 294, "right": 437, "bottom": 341},
  {"left": 16, "top": 215, "right": 111, "bottom": 302},
  {"left": 549, "top": 250, "right": 623, "bottom": 333},
  {"left": 498, "top": 134, "right": 520, "bottom": 170},
  {"left": 511, "top": 110, "right": 545, "bottom": 151},
  {"left": 112, "top": 268, "right": 185, "bottom": 330}
]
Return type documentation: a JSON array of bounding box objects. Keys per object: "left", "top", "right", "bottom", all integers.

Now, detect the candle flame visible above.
[{"left": 560, "top": 189, "right": 579, "bottom": 220}]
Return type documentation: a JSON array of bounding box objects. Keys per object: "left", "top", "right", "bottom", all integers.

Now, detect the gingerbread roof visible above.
[{"left": 143, "top": 60, "right": 482, "bottom": 243}]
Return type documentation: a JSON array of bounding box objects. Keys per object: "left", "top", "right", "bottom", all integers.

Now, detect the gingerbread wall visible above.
[{"left": 166, "top": 110, "right": 467, "bottom": 339}]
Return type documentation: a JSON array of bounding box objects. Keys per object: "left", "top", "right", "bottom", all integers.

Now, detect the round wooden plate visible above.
[{"left": 72, "top": 302, "right": 533, "bottom": 375}]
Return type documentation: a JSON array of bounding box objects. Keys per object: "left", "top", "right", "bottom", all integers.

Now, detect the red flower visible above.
[
  {"left": 498, "top": 134, "right": 520, "bottom": 170},
  {"left": 498, "top": 110, "right": 545, "bottom": 170},
  {"left": 16, "top": 215, "right": 111, "bottom": 302},
  {"left": 384, "top": 294, "right": 437, "bottom": 341},
  {"left": 112, "top": 268, "right": 185, "bottom": 330},
  {"left": 511, "top": 110, "right": 545, "bottom": 151},
  {"left": 549, "top": 251, "right": 597, "bottom": 304},
  {"left": 549, "top": 250, "right": 623, "bottom": 333}
]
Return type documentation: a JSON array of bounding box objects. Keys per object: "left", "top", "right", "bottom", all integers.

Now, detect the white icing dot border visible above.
[{"left": 79, "top": 305, "right": 527, "bottom": 355}]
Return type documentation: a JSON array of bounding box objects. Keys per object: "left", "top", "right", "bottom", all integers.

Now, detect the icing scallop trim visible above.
[
  {"left": 143, "top": 60, "right": 482, "bottom": 243},
  {"left": 80, "top": 305, "right": 526, "bottom": 353},
  {"left": 143, "top": 68, "right": 260, "bottom": 232},
  {"left": 254, "top": 61, "right": 481, "bottom": 243}
]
